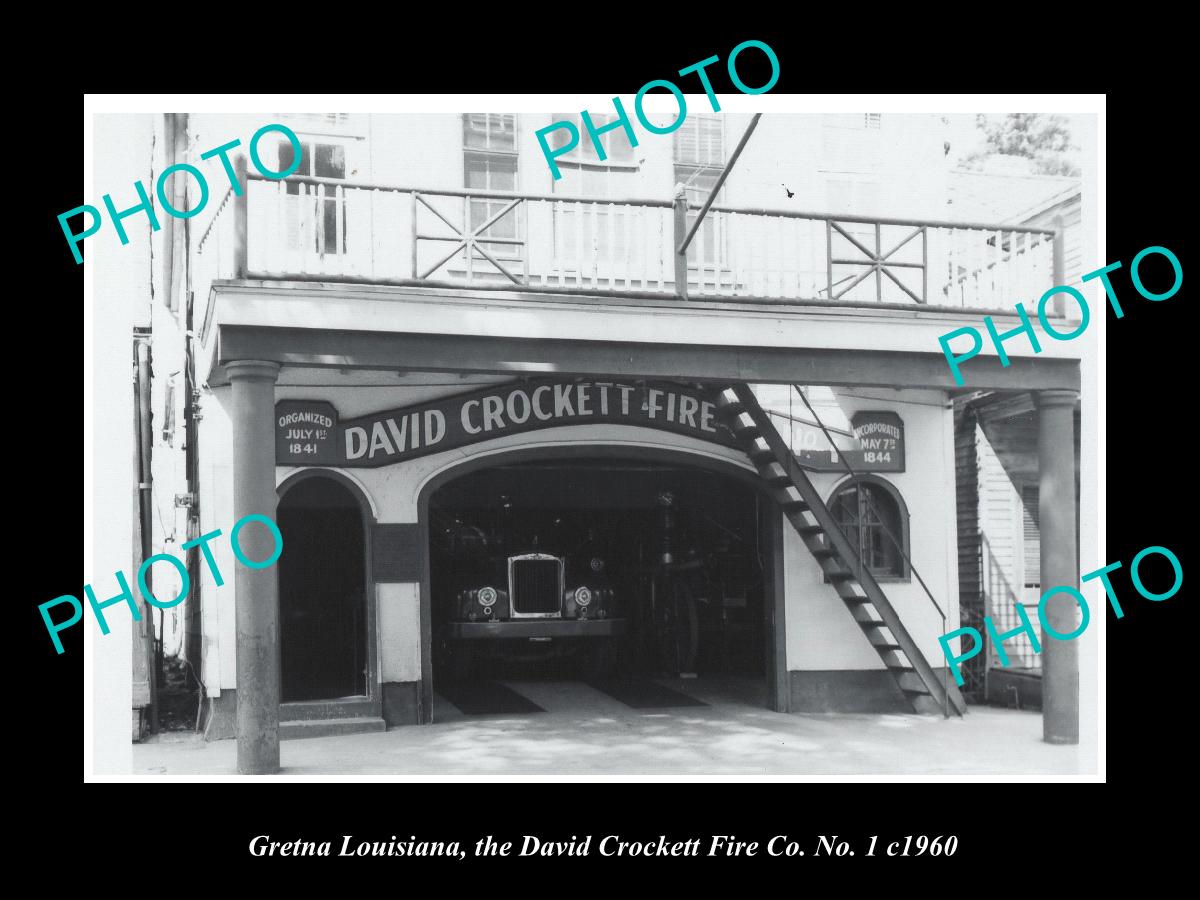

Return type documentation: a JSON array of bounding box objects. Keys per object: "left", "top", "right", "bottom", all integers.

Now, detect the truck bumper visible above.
[{"left": 446, "top": 619, "right": 629, "bottom": 640}]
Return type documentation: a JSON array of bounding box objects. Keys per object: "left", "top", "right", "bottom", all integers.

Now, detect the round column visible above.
[
  {"left": 227, "top": 359, "right": 282, "bottom": 774},
  {"left": 1036, "top": 389, "right": 1079, "bottom": 744}
]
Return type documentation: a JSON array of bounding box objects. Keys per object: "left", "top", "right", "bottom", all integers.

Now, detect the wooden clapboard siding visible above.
[
  {"left": 1023, "top": 196, "right": 1083, "bottom": 284},
  {"left": 1063, "top": 206, "right": 1084, "bottom": 285},
  {"left": 1021, "top": 484, "right": 1041, "bottom": 602},
  {"left": 977, "top": 422, "right": 1023, "bottom": 596},
  {"left": 954, "top": 403, "right": 981, "bottom": 613},
  {"left": 953, "top": 401, "right": 984, "bottom": 699}
]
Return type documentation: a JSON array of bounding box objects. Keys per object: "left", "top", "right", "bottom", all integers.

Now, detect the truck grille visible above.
[{"left": 509, "top": 556, "right": 562, "bottom": 616}]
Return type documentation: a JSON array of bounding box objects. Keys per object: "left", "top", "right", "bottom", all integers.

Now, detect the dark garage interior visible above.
[{"left": 428, "top": 458, "right": 769, "bottom": 711}]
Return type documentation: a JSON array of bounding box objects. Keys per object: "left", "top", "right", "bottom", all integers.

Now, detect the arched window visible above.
[{"left": 828, "top": 476, "right": 910, "bottom": 581}]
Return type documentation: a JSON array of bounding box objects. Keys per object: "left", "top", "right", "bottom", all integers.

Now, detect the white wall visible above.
[
  {"left": 977, "top": 426, "right": 1025, "bottom": 595},
  {"left": 93, "top": 114, "right": 150, "bottom": 771},
  {"left": 781, "top": 388, "right": 959, "bottom": 671},
  {"left": 378, "top": 583, "right": 421, "bottom": 683},
  {"left": 203, "top": 379, "right": 757, "bottom": 690},
  {"left": 199, "top": 378, "right": 957, "bottom": 690},
  {"left": 93, "top": 113, "right": 205, "bottom": 761},
  {"left": 195, "top": 381, "right": 240, "bottom": 695}
]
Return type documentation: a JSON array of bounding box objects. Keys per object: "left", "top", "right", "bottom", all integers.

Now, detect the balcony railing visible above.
[{"left": 198, "top": 164, "right": 1061, "bottom": 309}]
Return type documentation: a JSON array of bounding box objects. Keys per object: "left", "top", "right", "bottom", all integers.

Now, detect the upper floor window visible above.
[
  {"left": 829, "top": 475, "right": 910, "bottom": 581},
  {"left": 279, "top": 139, "right": 347, "bottom": 255},
  {"left": 547, "top": 114, "right": 640, "bottom": 271},
  {"left": 545, "top": 113, "right": 638, "bottom": 167},
  {"left": 463, "top": 114, "right": 520, "bottom": 260},
  {"left": 675, "top": 114, "right": 725, "bottom": 169},
  {"left": 674, "top": 115, "right": 726, "bottom": 269},
  {"left": 464, "top": 113, "right": 515, "bottom": 152}
]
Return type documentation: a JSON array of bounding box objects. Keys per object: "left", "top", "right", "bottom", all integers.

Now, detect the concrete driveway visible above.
[{"left": 132, "top": 676, "right": 1095, "bottom": 778}]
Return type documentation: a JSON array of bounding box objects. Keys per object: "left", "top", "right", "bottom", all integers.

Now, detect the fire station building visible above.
[{"left": 106, "top": 111, "right": 1089, "bottom": 774}]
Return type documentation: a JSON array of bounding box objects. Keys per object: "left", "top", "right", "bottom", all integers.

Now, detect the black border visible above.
[{"left": 32, "top": 32, "right": 1188, "bottom": 876}]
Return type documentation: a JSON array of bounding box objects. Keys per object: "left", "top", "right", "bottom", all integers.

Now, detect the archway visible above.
[
  {"left": 417, "top": 445, "right": 787, "bottom": 720},
  {"left": 276, "top": 473, "right": 370, "bottom": 702}
]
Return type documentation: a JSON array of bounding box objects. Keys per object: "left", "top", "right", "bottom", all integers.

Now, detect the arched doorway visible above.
[
  {"left": 417, "top": 446, "right": 787, "bottom": 721},
  {"left": 276, "top": 473, "right": 370, "bottom": 703}
]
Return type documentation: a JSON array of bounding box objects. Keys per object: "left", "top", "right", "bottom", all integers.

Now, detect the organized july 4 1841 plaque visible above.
[{"left": 275, "top": 400, "right": 341, "bottom": 465}]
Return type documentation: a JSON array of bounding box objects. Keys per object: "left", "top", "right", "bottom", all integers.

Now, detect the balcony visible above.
[{"left": 197, "top": 170, "right": 1060, "bottom": 310}]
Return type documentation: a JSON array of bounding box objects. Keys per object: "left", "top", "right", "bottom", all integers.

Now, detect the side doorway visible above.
[{"left": 277, "top": 472, "right": 379, "bottom": 720}]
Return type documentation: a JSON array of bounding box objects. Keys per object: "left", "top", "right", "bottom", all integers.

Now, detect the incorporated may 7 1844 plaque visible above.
[{"left": 796, "top": 410, "right": 905, "bottom": 473}]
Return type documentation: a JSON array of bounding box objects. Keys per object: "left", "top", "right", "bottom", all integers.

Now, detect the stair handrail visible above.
[
  {"left": 731, "top": 383, "right": 963, "bottom": 716},
  {"left": 980, "top": 531, "right": 1023, "bottom": 609},
  {"left": 979, "top": 531, "right": 1038, "bottom": 668},
  {"left": 788, "top": 386, "right": 946, "bottom": 616},
  {"left": 786, "top": 384, "right": 951, "bottom": 716}
]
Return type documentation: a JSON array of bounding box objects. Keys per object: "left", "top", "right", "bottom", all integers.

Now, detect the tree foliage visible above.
[{"left": 964, "top": 113, "right": 1081, "bottom": 177}]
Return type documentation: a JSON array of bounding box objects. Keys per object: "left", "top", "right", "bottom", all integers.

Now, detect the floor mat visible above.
[
  {"left": 435, "top": 681, "right": 545, "bottom": 716},
  {"left": 587, "top": 678, "right": 708, "bottom": 709}
]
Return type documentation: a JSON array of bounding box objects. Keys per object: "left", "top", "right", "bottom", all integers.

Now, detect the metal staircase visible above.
[{"left": 718, "top": 383, "right": 967, "bottom": 717}]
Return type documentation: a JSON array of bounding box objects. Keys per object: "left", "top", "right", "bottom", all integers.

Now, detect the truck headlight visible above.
[
  {"left": 574, "top": 587, "right": 592, "bottom": 607},
  {"left": 478, "top": 586, "right": 497, "bottom": 607}
]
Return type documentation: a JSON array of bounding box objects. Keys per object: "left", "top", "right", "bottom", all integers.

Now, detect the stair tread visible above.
[{"left": 730, "top": 382, "right": 970, "bottom": 718}]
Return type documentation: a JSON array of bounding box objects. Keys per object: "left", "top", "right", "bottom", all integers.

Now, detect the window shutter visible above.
[
  {"left": 674, "top": 115, "right": 724, "bottom": 166},
  {"left": 675, "top": 119, "right": 698, "bottom": 163}
]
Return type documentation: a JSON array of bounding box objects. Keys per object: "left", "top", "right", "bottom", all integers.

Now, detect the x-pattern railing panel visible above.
[
  {"left": 414, "top": 192, "right": 525, "bottom": 285},
  {"left": 828, "top": 220, "right": 927, "bottom": 303}
]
